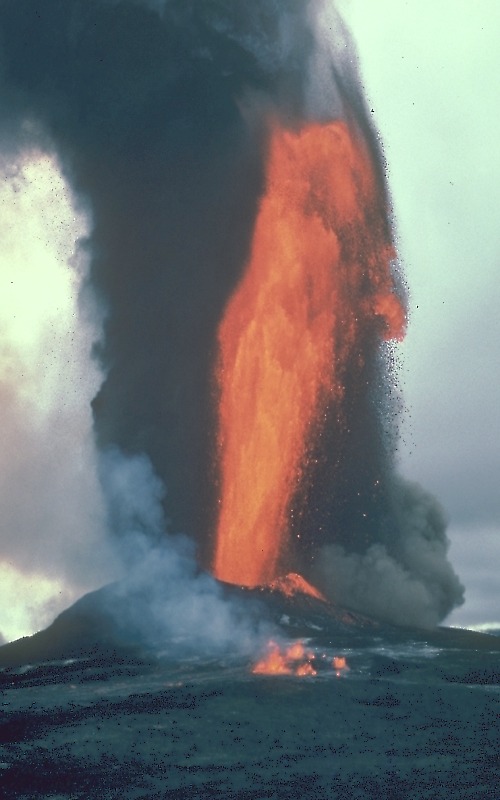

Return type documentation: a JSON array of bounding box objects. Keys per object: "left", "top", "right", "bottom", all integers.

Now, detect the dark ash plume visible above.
[
  {"left": 311, "top": 478, "right": 464, "bottom": 628},
  {"left": 0, "top": 0, "right": 463, "bottom": 628}
]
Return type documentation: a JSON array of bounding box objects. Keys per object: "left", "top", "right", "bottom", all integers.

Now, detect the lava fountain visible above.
[
  {"left": 213, "top": 119, "right": 406, "bottom": 588},
  {"left": 0, "top": 0, "right": 466, "bottom": 641}
]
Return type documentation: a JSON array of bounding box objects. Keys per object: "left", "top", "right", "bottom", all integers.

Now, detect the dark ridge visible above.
[{"left": 0, "top": 580, "right": 497, "bottom": 671}]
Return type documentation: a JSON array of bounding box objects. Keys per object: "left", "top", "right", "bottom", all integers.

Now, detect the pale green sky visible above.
[{"left": 338, "top": 0, "right": 500, "bottom": 625}]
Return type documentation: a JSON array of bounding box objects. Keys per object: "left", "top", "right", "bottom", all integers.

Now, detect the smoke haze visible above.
[{"left": 0, "top": 0, "right": 463, "bottom": 641}]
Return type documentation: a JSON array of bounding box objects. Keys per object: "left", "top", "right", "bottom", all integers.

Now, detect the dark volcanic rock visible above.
[
  {"left": 1, "top": 578, "right": 499, "bottom": 800},
  {"left": 1, "top": 575, "right": 498, "bottom": 670},
  {"left": 0, "top": 584, "right": 142, "bottom": 669}
]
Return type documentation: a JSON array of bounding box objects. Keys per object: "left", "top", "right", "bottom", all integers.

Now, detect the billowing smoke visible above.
[
  {"left": 97, "top": 447, "right": 273, "bottom": 656},
  {"left": 311, "top": 477, "right": 464, "bottom": 628},
  {"left": 0, "top": 151, "right": 120, "bottom": 640},
  {"left": 0, "top": 0, "right": 463, "bottom": 637}
]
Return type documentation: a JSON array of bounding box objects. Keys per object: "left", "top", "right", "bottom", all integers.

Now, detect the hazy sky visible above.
[{"left": 339, "top": 0, "right": 500, "bottom": 626}]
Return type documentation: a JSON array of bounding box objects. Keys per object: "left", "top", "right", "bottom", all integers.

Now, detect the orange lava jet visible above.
[{"left": 213, "top": 119, "right": 405, "bottom": 587}]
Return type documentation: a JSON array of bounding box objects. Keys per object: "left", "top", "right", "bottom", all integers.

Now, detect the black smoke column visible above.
[{"left": 0, "top": 0, "right": 277, "bottom": 561}]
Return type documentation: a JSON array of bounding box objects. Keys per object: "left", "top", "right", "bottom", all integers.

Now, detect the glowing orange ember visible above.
[
  {"left": 332, "top": 656, "right": 349, "bottom": 676},
  {"left": 252, "top": 640, "right": 316, "bottom": 676},
  {"left": 251, "top": 639, "right": 350, "bottom": 678},
  {"left": 268, "top": 572, "right": 326, "bottom": 601},
  {"left": 213, "top": 119, "right": 405, "bottom": 586}
]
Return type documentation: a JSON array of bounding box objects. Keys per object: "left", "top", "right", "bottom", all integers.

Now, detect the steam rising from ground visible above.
[
  {"left": 98, "top": 448, "right": 274, "bottom": 656},
  {"left": 0, "top": 0, "right": 464, "bottom": 642},
  {"left": 0, "top": 152, "right": 271, "bottom": 654}
]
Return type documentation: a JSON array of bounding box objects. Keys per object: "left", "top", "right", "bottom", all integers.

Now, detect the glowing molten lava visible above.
[
  {"left": 213, "top": 119, "right": 405, "bottom": 586},
  {"left": 252, "top": 641, "right": 317, "bottom": 676},
  {"left": 333, "top": 656, "right": 349, "bottom": 676},
  {"left": 267, "top": 572, "right": 326, "bottom": 601},
  {"left": 251, "top": 640, "right": 350, "bottom": 678}
]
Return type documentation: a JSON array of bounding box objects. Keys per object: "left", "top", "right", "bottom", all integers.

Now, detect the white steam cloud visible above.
[
  {"left": 0, "top": 145, "right": 274, "bottom": 657},
  {"left": 0, "top": 151, "right": 118, "bottom": 641},
  {"left": 98, "top": 447, "right": 274, "bottom": 657},
  {"left": 0, "top": 149, "right": 273, "bottom": 655}
]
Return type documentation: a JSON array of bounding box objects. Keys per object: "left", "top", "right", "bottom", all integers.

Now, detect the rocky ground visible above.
[{"left": 0, "top": 585, "right": 498, "bottom": 799}]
